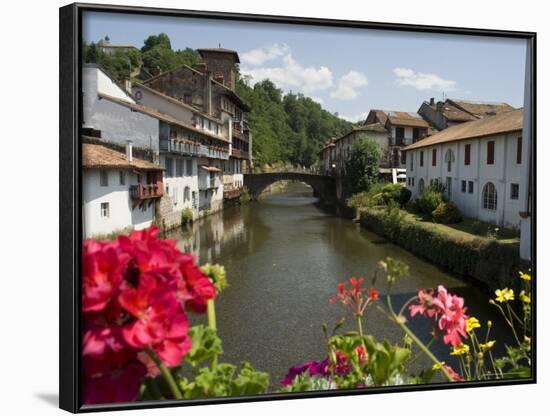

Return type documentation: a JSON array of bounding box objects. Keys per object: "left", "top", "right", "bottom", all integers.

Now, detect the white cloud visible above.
[
  {"left": 393, "top": 67, "right": 457, "bottom": 91},
  {"left": 241, "top": 53, "right": 333, "bottom": 93},
  {"left": 330, "top": 71, "right": 369, "bottom": 100},
  {"left": 241, "top": 43, "right": 290, "bottom": 66},
  {"left": 339, "top": 112, "right": 369, "bottom": 123}
]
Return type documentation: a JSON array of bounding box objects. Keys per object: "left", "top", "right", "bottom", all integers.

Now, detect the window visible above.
[
  {"left": 100, "top": 171, "right": 108, "bottom": 187},
  {"left": 487, "top": 141, "right": 495, "bottom": 165},
  {"left": 396, "top": 127, "right": 405, "bottom": 145},
  {"left": 400, "top": 151, "right": 406, "bottom": 165},
  {"left": 482, "top": 182, "right": 497, "bottom": 211},
  {"left": 446, "top": 177, "right": 452, "bottom": 200},
  {"left": 464, "top": 144, "right": 471, "bottom": 165},
  {"left": 461, "top": 180, "right": 466, "bottom": 193},
  {"left": 412, "top": 128, "right": 420, "bottom": 143},
  {"left": 165, "top": 157, "right": 174, "bottom": 178},
  {"left": 468, "top": 181, "right": 474, "bottom": 194},
  {"left": 432, "top": 149, "right": 437, "bottom": 166},
  {"left": 418, "top": 178, "right": 425, "bottom": 194},
  {"left": 510, "top": 183, "right": 519, "bottom": 200},
  {"left": 516, "top": 137, "right": 522, "bottom": 164},
  {"left": 184, "top": 186, "right": 190, "bottom": 202},
  {"left": 119, "top": 171, "right": 126, "bottom": 186},
  {"left": 176, "top": 159, "right": 184, "bottom": 177},
  {"left": 186, "top": 159, "right": 193, "bottom": 176},
  {"left": 409, "top": 152, "right": 414, "bottom": 171},
  {"left": 100, "top": 202, "right": 109, "bottom": 218},
  {"left": 412, "top": 177, "right": 415, "bottom": 187},
  {"left": 444, "top": 149, "right": 455, "bottom": 172},
  {"left": 192, "top": 191, "right": 197, "bottom": 209},
  {"left": 420, "top": 151, "right": 424, "bottom": 167}
]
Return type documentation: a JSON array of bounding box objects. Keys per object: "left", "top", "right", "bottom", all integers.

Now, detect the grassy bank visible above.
[{"left": 359, "top": 207, "right": 526, "bottom": 289}]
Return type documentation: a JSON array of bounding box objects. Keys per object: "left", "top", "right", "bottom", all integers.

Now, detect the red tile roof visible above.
[
  {"left": 82, "top": 142, "right": 162, "bottom": 171},
  {"left": 403, "top": 108, "right": 523, "bottom": 151},
  {"left": 385, "top": 111, "right": 430, "bottom": 128}
]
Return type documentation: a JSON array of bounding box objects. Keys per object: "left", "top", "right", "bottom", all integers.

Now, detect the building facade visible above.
[
  {"left": 82, "top": 143, "right": 164, "bottom": 238},
  {"left": 404, "top": 108, "right": 524, "bottom": 228}
]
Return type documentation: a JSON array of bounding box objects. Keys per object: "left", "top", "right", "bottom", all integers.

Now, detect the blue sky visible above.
[{"left": 83, "top": 11, "right": 527, "bottom": 122}]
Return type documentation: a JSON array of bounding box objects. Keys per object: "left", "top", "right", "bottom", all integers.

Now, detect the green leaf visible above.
[{"left": 184, "top": 325, "right": 223, "bottom": 367}]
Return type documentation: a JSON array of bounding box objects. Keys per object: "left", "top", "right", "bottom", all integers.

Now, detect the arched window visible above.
[
  {"left": 418, "top": 178, "right": 425, "bottom": 194},
  {"left": 482, "top": 182, "right": 497, "bottom": 211},
  {"left": 444, "top": 149, "right": 455, "bottom": 172},
  {"left": 184, "top": 186, "right": 190, "bottom": 202}
]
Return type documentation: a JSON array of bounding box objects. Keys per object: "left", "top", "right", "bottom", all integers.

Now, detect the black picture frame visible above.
[{"left": 59, "top": 3, "right": 537, "bottom": 413}]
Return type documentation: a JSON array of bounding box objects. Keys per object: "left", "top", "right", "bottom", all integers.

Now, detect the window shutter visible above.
[
  {"left": 464, "top": 144, "right": 471, "bottom": 165},
  {"left": 487, "top": 141, "right": 495, "bottom": 165}
]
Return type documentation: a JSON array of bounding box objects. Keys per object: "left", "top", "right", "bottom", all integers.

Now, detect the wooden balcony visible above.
[
  {"left": 231, "top": 148, "right": 250, "bottom": 159},
  {"left": 223, "top": 187, "right": 241, "bottom": 200},
  {"left": 130, "top": 183, "right": 163, "bottom": 208}
]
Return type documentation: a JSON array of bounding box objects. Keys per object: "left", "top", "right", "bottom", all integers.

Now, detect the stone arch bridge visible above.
[{"left": 243, "top": 172, "right": 337, "bottom": 204}]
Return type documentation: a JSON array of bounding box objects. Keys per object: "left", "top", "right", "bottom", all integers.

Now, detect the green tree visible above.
[
  {"left": 141, "top": 33, "right": 172, "bottom": 52},
  {"left": 344, "top": 138, "right": 382, "bottom": 195}
]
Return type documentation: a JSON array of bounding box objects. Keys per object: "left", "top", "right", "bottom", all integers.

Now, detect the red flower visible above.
[
  {"left": 81, "top": 226, "right": 212, "bottom": 403},
  {"left": 82, "top": 240, "right": 130, "bottom": 313},
  {"left": 329, "top": 277, "right": 378, "bottom": 317}
]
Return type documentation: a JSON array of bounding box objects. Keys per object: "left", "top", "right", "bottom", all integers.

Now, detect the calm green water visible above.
[{"left": 167, "top": 182, "right": 507, "bottom": 385}]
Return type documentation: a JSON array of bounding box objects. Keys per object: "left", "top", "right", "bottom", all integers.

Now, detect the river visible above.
[{"left": 166, "top": 182, "right": 509, "bottom": 386}]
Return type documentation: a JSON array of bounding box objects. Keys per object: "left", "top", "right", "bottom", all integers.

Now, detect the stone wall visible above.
[{"left": 158, "top": 194, "right": 182, "bottom": 231}]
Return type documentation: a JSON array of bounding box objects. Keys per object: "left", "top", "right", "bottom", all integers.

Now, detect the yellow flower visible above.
[
  {"left": 519, "top": 271, "right": 531, "bottom": 281},
  {"left": 479, "top": 340, "right": 496, "bottom": 352},
  {"left": 495, "top": 288, "right": 514, "bottom": 303},
  {"left": 519, "top": 290, "right": 531, "bottom": 304},
  {"left": 466, "top": 317, "right": 481, "bottom": 332},
  {"left": 450, "top": 344, "right": 470, "bottom": 356},
  {"left": 432, "top": 361, "right": 445, "bottom": 370}
]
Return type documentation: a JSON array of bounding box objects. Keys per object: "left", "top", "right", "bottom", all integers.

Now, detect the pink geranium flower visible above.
[{"left": 409, "top": 285, "right": 468, "bottom": 347}]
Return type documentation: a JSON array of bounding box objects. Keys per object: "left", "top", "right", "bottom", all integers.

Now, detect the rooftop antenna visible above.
[{"left": 219, "top": 43, "right": 221, "bottom": 48}]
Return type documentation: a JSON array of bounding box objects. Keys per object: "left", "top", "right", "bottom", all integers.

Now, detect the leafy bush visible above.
[
  {"left": 346, "top": 191, "right": 372, "bottom": 210},
  {"left": 376, "top": 183, "right": 411, "bottom": 206},
  {"left": 239, "top": 186, "right": 252, "bottom": 203},
  {"left": 181, "top": 208, "right": 194, "bottom": 226},
  {"left": 415, "top": 190, "right": 444, "bottom": 216},
  {"left": 432, "top": 202, "right": 463, "bottom": 224},
  {"left": 382, "top": 200, "right": 405, "bottom": 240}
]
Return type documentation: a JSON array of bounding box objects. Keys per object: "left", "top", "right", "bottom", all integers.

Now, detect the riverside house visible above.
[
  {"left": 82, "top": 142, "right": 163, "bottom": 238},
  {"left": 418, "top": 98, "right": 515, "bottom": 131},
  {"left": 139, "top": 48, "right": 252, "bottom": 201},
  {"left": 403, "top": 108, "right": 524, "bottom": 229}
]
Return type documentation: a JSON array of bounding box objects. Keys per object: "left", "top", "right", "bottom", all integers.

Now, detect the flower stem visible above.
[
  {"left": 145, "top": 348, "right": 183, "bottom": 400},
  {"left": 207, "top": 299, "right": 219, "bottom": 369},
  {"left": 207, "top": 299, "right": 217, "bottom": 331},
  {"left": 357, "top": 316, "right": 364, "bottom": 337},
  {"left": 386, "top": 295, "right": 454, "bottom": 382}
]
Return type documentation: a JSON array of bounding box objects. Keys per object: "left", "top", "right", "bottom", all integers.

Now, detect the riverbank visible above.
[{"left": 359, "top": 207, "right": 528, "bottom": 290}]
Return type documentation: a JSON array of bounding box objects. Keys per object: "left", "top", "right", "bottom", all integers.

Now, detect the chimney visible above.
[
  {"left": 126, "top": 140, "right": 133, "bottom": 162},
  {"left": 436, "top": 101, "right": 444, "bottom": 113},
  {"left": 429, "top": 97, "right": 435, "bottom": 106},
  {"left": 195, "top": 61, "right": 207, "bottom": 74}
]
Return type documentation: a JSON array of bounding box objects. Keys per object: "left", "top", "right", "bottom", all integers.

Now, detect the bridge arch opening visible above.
[{"left": 243, "top": 172, "right": 336, "bottom": 205}]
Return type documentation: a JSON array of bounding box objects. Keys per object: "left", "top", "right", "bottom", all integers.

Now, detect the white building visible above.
[
  {"left": 82, "top": 142, "right": 164, "bottom": 238},
  {"left": 403, "top": 108, "right": 524, "bottom": 228},
  {"left": 384, "top": 111, "right": 432, "bottom": 168},
  {"left": 82, "top": 64, "right": 160, "bottom": 155}
]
